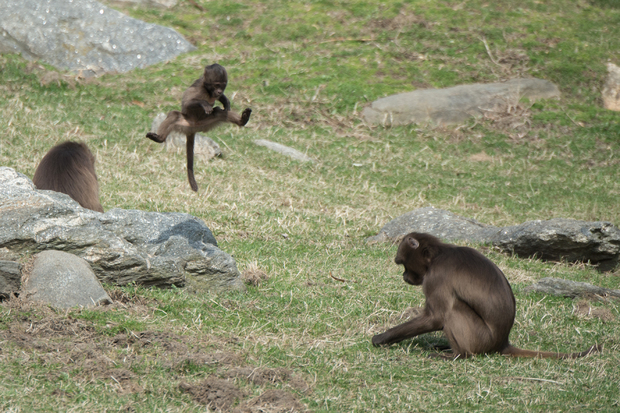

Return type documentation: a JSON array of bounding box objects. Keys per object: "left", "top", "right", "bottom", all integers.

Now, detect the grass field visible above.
[{"left": 1, "top": 0, "right": 620, "bottom": 411}]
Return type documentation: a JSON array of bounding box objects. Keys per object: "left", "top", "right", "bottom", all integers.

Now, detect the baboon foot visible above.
[{"left": 240, "top": 108, "right": 252, "bottom": 126}]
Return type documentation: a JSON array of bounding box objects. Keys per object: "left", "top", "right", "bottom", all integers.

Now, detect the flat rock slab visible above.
[
  {"left": 0, "top": 167, "right": 244, "bottom": 292},
  {"left": 254, "top": 140, "right": 315, "bottom": 163},
  {"left": 0, "top": 0, "right": 196, "bottom": 76},
  {"left": 524, "top": 277, "right": 620, "bottom": 299},
  {"left": 362, "top": 78, "right": 560, "bottom": 126},
  {"left": 370, "top": 207, "right": 620, "bottom": 269},
  {"left": 23, "top": 250, "right": 112, "bottom": 308}
]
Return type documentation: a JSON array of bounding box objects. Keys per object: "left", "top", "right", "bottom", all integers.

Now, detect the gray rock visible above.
[
  {"left": 23, "top": 250, "right": 112, "bottom": 308},
  {"left": 494, "top": 219, "right": 620, "bottom": 270},
  {"left": 602, "top": 62, "right": 620, "bottom": 112},
  {"left": 367, "top": 207, "right": 499, "bottom": 244},
  {"left": 0, "top": 0, "right": 195, "bottom": 76},
  {"left": 151, "top": 113, "right": 222, "bottom": 161},
  {"left": 370, "top": 207, "right": 620, "bottom": 270},
  {"left": 524, "top": 277, "right": 620, "bottom": 299},
  {"left": 0, "top": 167, "right": 245, "bottom": 292},
  {"left": 0, "top": 260, "right": 21, "bottom": 299},
  {"left": 254, "top": 139, "right": 315, "bottom": 163},
  {"left": 0, "top": 248, "right": 20, "bottom": 261},
  {"left": 362, "top": 78, "right": 560, "bottom": 126}
]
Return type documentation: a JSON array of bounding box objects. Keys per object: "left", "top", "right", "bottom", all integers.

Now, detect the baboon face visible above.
[
  {"left": 394, "top": 234, "right": 433, "bottom": 286},
  {"left": 203, "top": 64, "right": 228, "bottom": 99}
]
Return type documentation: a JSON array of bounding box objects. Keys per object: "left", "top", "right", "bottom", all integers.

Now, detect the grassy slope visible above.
[{"left": 1, "top": 0, "right": 620, "bottom": 411}]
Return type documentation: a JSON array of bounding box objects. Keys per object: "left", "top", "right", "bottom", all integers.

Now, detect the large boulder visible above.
[
  {"left": 370, "top": 207, "right": 620, "bottom": 270},
  {"left": 0, "top": 0, "right": 195, "bottom": 76},
  {"left": 0, "top": 167, "right": 244, "bottom": 292},
  {"left": 362, "top": 78, "right": 560, "bottom": 126}
]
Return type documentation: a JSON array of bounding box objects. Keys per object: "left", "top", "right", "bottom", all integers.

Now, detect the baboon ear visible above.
[{"left": 407, "top": 237, "right": 420, "bottom": 250}]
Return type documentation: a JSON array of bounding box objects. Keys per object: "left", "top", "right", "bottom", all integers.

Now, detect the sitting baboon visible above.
[
  {"left": 372, "top": 233, "right": 601, "bottom": 359},
  {"left": 33, "top": 141, "right": 104, "bottom": 212}
]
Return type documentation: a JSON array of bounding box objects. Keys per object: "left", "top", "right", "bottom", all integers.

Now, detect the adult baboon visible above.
[
  {"left": 372, "top": 233, "right": 601, "bottom": 359},
  {"left": 33, "top": 141, "right": 104, "bottom": 212}
]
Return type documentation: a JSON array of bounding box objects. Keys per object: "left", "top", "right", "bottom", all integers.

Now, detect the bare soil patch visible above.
[
  {"left": 0, "top": 295, "right": 310, "bottom": 410},
  {"left": 179, "top": 377, "right": 247, "bottom": 411}
]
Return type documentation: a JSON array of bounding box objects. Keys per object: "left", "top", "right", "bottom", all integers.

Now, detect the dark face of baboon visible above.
[
  {"left": 394, "top": 233, "right": 437, "bottom": 285},
  {"left": 202, "top": 63, "right": 228, "bottom": 100}
]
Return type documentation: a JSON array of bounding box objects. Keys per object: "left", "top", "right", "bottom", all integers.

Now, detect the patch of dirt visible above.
[
  {"left": 469, "top": 151, "right": 493, "bottom": 162},
  {"left": 171, "top": 352, "right": 243, "bottom": 372},
  {"left": 179, "top": 377, "right": 246, "bottom": 411},
  {"left": 233, "top": 389, "right": 307, "bottom": 413},
  {"left": 0, "top": 294, "right": 311, "bottom": 409},
  {"left": 100, "top": 368, "right": 144, "bottom": 395},
  {"left": 481, "top": 101, "right": 533, "bottom": 140},
  {"left": 112, "top": 331, "right": 188, "bottom": 352},
  {"left": 223, "top": 367, "right": 310, "bottom": 392},
  {"left": 574, "top": 299, "right": 615, "bottom": 322}
]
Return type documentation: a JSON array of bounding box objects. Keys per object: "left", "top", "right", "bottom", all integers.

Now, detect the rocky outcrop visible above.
[
  {"left": 0, "top": 167, "right": 244, "bottom": 292},
  {"left": 0, "top": 0, "right": 195, "bottom": 76},
  {"left": 370, "top": 207, "right": 620, "bottom": 270}
]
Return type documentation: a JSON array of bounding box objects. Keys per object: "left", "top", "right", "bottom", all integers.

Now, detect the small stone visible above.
[{"left": 23, "top": 250, "right": 112, "bottom": 309}]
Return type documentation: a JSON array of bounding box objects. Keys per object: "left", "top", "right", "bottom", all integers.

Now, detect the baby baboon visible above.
[
  {"left": 33, "top": 141, "right": 104, "bottom": 212},
  {"left": 146, "top": 63, "right": 251, "bottom": 192}
]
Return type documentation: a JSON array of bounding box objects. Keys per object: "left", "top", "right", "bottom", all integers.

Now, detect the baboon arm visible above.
[
  {"left": 372, "top": 313, "right": 442, "bottom": 346},
  {"left": 219, "top": 94, "right": 231, "bottom": 111}
]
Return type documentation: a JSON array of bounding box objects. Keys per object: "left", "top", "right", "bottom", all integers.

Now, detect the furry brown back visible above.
[{"left": 33, "top": 141, "right": 104, "bottom": 212}]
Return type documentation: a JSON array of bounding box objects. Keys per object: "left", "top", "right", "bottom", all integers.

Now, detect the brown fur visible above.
[
  {"left": 145, "top": 63, "right": 251, "bottom": 192},
  {"left": 372, "top": 233, "right": 601, "bottom": 359},
  {"left": 33, "top": 141, "right": 104, "bottom": 213}
]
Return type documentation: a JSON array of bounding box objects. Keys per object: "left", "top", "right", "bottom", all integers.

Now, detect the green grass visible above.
[{"left": 1, "top": 0, "right": 620, "bottom": 411}]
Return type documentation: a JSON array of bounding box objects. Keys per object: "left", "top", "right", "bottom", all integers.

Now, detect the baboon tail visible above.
[
  {"left": 501, "top": 344, "right": 601, "bottom": 359},
  {"left": 186, "top": 133, "right": 198, "bottom": 192}
]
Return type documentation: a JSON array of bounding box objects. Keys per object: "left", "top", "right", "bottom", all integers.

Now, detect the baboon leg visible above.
[
  {"left": 146, "top": 111, "right": 182, "bottom": 143},
  {"left": 227, "top": 108, "right": 252, "bottom": 126}
]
